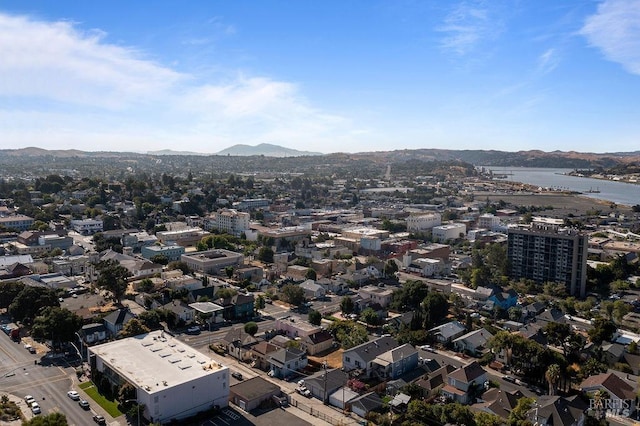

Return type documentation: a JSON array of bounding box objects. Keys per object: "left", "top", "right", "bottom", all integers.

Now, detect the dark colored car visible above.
[{"left": 231, "top": 371, "right": 243, "bottom": 380}]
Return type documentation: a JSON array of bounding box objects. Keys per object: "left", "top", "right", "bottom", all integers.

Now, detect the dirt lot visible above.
[
  {"left": 477, "top": 192, "right": 633, "bottom": 218},
  {"left": 308, "top": 347, "right": 343, "bottom": 369}
]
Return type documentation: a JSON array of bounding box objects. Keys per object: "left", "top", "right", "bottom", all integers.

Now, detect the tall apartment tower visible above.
[{"left": 507, "top": 217, "right": 588, "bottom": 298}]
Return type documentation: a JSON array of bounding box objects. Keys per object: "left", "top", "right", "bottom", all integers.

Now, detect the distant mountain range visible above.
[{"left": 2, "top": 145, "right": 640, "bottom": 168}]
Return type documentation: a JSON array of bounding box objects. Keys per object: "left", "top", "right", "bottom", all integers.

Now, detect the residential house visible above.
[
  {"left": 475, "top": 388, "right": 525, "bottom": 421},
  {"left": 371, "top": 343, "right": 419, "bottom": 380},
  {"left": 487, "top": 289, "right": 518, "bottom": 310},
  {"left": 535, "top": 308, "right": 566, "bottom": 327},
  {"left": 526, "top": 395, "right": 588, "bottom": 426},
  {"left": 303, "top": 368, "right": 349, "bottom": 402},
  {"left": 162, "top": 300, "right": 196, "bottom": 323},
  {"left": 580, "top": 372, "right": 636, "bottom": 417},
  {"left": 441, "top": 361, "right": 487, "bottom": 404},
  {"left": 389, "top": 393, "right": 411, "bottom": 413},
  {"left": 453, "top": 328, "right": 493, "bottom": 356},
  {"left": 103, "top": 308, "right": 134, "bottom": 338},
  {"left": 222, "top": 327, "right": 258, "bottom": 362},
  {"left": 229, "top": 377, "right": 282, "bottom": 412},
  {"left": 250, "top": 341, "right": 280, "bottom": 371},
  {"left": 350, "top": 392, "right": 383, "bottom": 419},
  {"left": 266, "top": 347, "right": 308, "bottom": 379},
  {"left": 429, "top": 320, "right": 466, "bottom": 344},
  {"left": 329, "top": 387, "right": 359, "bottom": 410},
  {"left": 358, "top": 285, "right": 393, "bottom": 308},
  {"left": 299, "top": 280, "right": 326, "bottom": 300},
  {"left": 275, "top": 315, "right": 322, "bottom": 340},
  {"left": 80, "top": 323, "right": 107, "bottom": 345},
  {"left": 301, "top": 330, "right": 334, "bottom": 356},
  {"left": 189, "top": 302, "right": 225, "bottom": 326},
  {"left": 415, "top": 364, "right": 457, "bottom": 399},
  {"left": 601, "top": 342, "right": 625, "bottom": 366},
  {"left": 342, "top": 336, "right": 398, "bottom": 378},
  {"left": 217, "top": 293, "right": 255, "bottom": 321}
]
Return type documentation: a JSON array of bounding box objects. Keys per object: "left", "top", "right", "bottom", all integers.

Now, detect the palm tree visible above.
[{"left": 545, "top": 364, "right": 561, "bottom": 396}]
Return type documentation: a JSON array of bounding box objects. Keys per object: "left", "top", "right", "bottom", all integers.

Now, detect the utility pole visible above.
[{"left": 322, "top": 360, "right": 327, "bottom": 405}]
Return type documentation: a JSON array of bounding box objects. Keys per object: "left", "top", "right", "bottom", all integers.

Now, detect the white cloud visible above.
[
  {"left": 580, "top": 0, "right": 640, "bottom": 75},
  {"left": 0, "top": 12, "right": 356, "bottom": 153},
  {"left": 438, "top": 1, "right": 503, "bottom": 56},
  {"left": 537, "top": 48, "right": 560, "bottom": 74}
]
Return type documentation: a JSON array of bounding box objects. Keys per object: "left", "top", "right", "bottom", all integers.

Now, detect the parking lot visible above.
[{"left": 199, "top": 406, "right": 311, "bottom": 426}]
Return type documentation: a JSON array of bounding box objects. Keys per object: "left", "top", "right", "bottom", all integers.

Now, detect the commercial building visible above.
[
  {"left": 70, "top": 219, "right": 103, "bottom": 234},
  {"left": 0, "top": 214, "right": 34, "bottom": 231},
  {"left": 89, "top": 331, "right": 229, "bottom": 424},
  {"left": 141, "top": 245, "right": 185, "bottom": 262},
  {"left": 181, "top": 249, "right": 244, "bottom": 275},
  {"left": 432, "top": 223, "right": 466, "bottom": 242},
  {"left": 205, "top": 209, "right": 250, "bottom": 237},
  {"left": 507, "top": 218, "right": 588, "bottom": 297},
  {"left": 406, "top": 213, "right": 442, "bottom": 233}
]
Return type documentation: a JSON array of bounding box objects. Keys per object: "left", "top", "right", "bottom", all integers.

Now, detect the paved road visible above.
[{"left": 0, "top": 330, "right": 102, "bottom": 425}]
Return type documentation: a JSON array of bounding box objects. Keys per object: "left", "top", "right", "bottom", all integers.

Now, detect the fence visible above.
[{"left": 289, "top": 394, "right": 351, "bottom": 426}]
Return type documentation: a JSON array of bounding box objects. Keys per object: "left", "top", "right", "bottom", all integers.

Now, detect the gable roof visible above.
[
  {"left": 350, "top": 392, "right": 383, "bottom": 413},
  {"left": 452, "top": 328, "right": 493, "bottom": 347},
  {"left": 527, "top": 395, "right": 587, "bottom": 426},
  {"left": 103, "top": 308, "right": 134, "bottom": 327},
  {"left": 344, "top": 336, "right": 398, "bottom": 363},
  {"left": 267, "top": 347, "right": 306, "bottom": 367},
  {"left": 429, "top": 320, "right": 466, "bottom": 339},
  {"left": 375, "top": 343, "right": 417, "bottom": 364},
  {"left": 305, "top": 368, "right": 348, "bottom": 393},
  {"left": 580, "top": 372, "right": 635, "bottom": 400},
  {"left": 448, "top": 361, "right": 486, "bottom": 384},
  {"left": 251, "top": 341, "right": 280, "bottom": 357},
  {"left": 222, "top": 327, "right": 258, "bottom": 347}
]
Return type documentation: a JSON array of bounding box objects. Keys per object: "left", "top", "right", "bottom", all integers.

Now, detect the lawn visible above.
[{"left": 78, "top": 382, "right": 123, "bottom": 418}]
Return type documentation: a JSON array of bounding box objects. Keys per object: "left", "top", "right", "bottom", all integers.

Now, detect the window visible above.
[{"left": 345, "top": 356, "right": 351, "bottom": 363}]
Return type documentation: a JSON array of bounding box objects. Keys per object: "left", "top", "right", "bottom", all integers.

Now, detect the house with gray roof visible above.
[
  {"left": 342, "top": 336, "right": 398, "bottom": 378},
  {"left": 372, "top": 343, "right": 419, "bottom": 380},
  {"left": 303, "top": 368, "right": 348, "bottom": 402},
  {"left": 222, "top": 327, "right": 258, "bottom": 362},
  {"left": 452, "top": 328, "right": 493, "bottom": 356},
  {"left": 266, "top": 347, "right": 308, "bottom": 379},
  {"left": 441, "top": 361, "right": 487, "bottom": 404},
  {"left": 103, "top": 308, "right": 134, "bottom": 338},
  {"left": 429, "top": 320, "right": 466, "bottom": 344},
  {"left": 298, "top": 280, "right": 326, "bottom": 299},
  {"left": 525, "top": 395, "right": 587, "bottom": 426},
  {"left": 350, "top": 392, "right": 383, "bottom": 419}
]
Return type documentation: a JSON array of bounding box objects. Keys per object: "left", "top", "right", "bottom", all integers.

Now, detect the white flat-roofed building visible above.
[
  {"left": 89, "top": 330, "right": 229, "bottom": 424},
  {"left": 70, "top": 219, "right": 103, "bottom": 234},
  {"left": 432, "top": 223, "right": 466, "bottom": 242},
  {"left": 406, "top": 213, "right": 442, "bottom": 233},
  {"left": 0, "top": 214, "right": 34, "bottom": 231}
]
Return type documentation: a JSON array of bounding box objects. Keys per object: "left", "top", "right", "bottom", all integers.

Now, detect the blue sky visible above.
[{"left": 1, "top": 0, "right": 640, "bottom": 154}]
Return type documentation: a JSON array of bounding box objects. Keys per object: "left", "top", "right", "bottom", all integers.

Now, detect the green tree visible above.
[
  {"left": 588, "top": 317, "right": 617, "bottom": 345},
  {"left": 22, "top": 412, "right": 69, "bottom": 425},
  {"left": 0, "top": 281, "right": 25, "bottom": 309},
  {"left": 167, "top": 261, "right": 190, "bottom": 275},
  {"left": 545, "top": 364, "right": 561, "bottom": 395},
  {"left": 308, "top": 309, "right": 322, "bottom": 326},
  {"left": 96, "top": 259, "right": 131, "bottom": 303},
  {"left": 225, "top": 266, "right": 235, "bottom": 279},
  {"left": 360, "top": 307, "right": 381, "bottom": 326},
  {"left": 340, "top": 296, "right": 354, "bottom": 315},
  {"left": 31, "top": 307, "right": 83, "bottom": 348},
  {"left": 508, "top": 397, "right": 534, "bottom": 426},
  {"left": 8, "top": 285, "right": 59, "bottom": 323},
  {"left": 383, "top": 259, "right": 399, "bottom": 277},
  {"left": 215, "top": 288, "right": 238, "bottom": 299},
  {"left": 305, "top": 268, "right": 317, "bottom": 280},
  {"left": 422, "top": 292, "right": 449, "bottom": 328},
  {"left": 281, "top": 284, "right": 305, "bottom": 306},
  {"left": 150, "top": 254, "right": 169, "bottom": 266},
  {"left": 475, "top": 411, "right": 504, "bottom": 426},
  {"left": 138, "top": 278, "right": 155, "bottom": 293},
  {"left": 244, "top": 321, "right": 258, "bottom": 336},
  {"left": 119, "top": 318, "right": 150, "bottom": 338},
  {"left": 255, "top": 295, "right": 266, "bottom": 310},
  {"left": 257, "top": 247, "right": 274, "bottom": 263}
]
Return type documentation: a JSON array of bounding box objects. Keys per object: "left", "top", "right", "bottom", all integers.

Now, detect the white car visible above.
[
  {"left": 31, "top": 402, "right": 41, "bottom": 414},
  {"left": 67, "top": 390, "right": 80, "bottom": 400},
  {"left": 24, "top": 395, "right": 36, "bottom": 405},
  {"left": 419, "top": 345, "right": 436, "bottom": 353}
]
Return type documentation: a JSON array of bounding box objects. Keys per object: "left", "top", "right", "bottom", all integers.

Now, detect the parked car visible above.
[
  {"left": 67, "top": 390, "right": 80, "bottom": 400},
  {"left": 79, "top": 399, "right": 90, "bottom": 409},
  {"left": 296, "top": 386, "right": 311, "bottom": 397},
  {"left": 503, "top": 375, "right": 516, "bottom": 383},
  {"left": 419, "top": 344, "right": 436, "bottom": 353},
  {"left": 93, "top": 415, "right": 106, "bottom": 425},
  {"left": 24, "top": 395, "right": 35, "bottom": 405},
  {"left": 231, "top": 371, "right": 243, "bottom": 380},
  {"left": 31, "top": 402, "right": 41, "bottom": 414},
  {"left": 186, "top": 326, "right": 201, "bottom": 334}
]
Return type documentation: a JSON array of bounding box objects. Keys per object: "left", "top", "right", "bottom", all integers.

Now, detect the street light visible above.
[{"left": 123, "top": 399, "right": 141, "bottom": 426}]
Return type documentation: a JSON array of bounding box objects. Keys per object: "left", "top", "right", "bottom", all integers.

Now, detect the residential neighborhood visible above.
[{"left": 1, "top": 153, "right": 640, "bottom": 426}]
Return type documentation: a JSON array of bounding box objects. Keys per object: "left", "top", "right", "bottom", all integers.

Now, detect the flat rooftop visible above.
[{"left": 90, "top": 330, "right": 227, "bottom": 393}]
